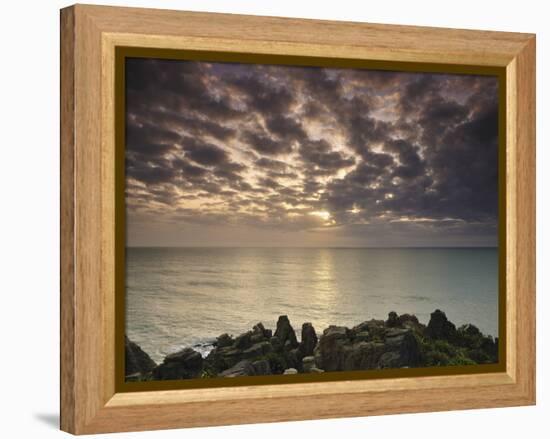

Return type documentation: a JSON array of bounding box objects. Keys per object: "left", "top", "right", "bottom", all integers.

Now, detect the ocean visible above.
[{"left": 125, "top": 247, "right": 499, "bottom": 363}]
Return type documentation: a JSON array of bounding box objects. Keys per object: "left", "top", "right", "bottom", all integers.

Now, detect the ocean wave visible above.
[
  {"left": 192, "top": 269, "right": 218, "bottom": 274},
  {"left": 398, "top": 295, "right": 432, "bottom": 302},
  {"left": 186, "top": 280, "right": 231, "bottom": 287}
]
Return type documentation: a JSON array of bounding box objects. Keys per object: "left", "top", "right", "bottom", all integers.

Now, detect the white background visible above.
[{"left": 0, "top": 0, "right": 547, "bottom": 437}]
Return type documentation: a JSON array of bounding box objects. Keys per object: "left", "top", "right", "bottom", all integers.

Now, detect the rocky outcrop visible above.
[
  {"left": 219, "top": 360, "right": 256, "bottom": 377},
  {"left": 454, "top": 323, "right": 498, "bottom": 363},
  {"left": 302, "top": 355, "right": 316, "bottom": 372},
  {"left": 314, "top": 323, "right": 421, "bottom": 372},
  {"left": 215, "top": 333, "right": 233, "bottom": 348},
  {"left": 299, "top": 322, "right": 318, "bottom": 357},
  {"left": 126, "top": 309, "right": 499, "bottom": 382},
  {"left": 426, "top": 309, "right": 457, "bottom": 340},
  {"left": 314, "top": 326, "right": 349, "bottom": 371},
  {"left": 218, "top": 358, "right": 273, "bottom": 377},
  {"left": 252, "top": 359, "right": 272, "bottom": 375},
  {"left": 380, "top": 328, "right": 421, "bottom": 367},
  {"left": 152, "top": 347, "right": 203, "bottom": 380},
  {"left": 274, "top": 315, "right": 298, "bottom": 348},
  {"left": 352, "top": 319, "right": 386, "bottom": 340},
  {"left": 386, "top": 311, "right": 399, "bottom": 328},
  {"left": 234, "top": 332, "right": 253, "bottom": 350},
  {"left": 253, "top": 322, "right": 272, "bottom": 340},
  {"left": 125, "top": 336, "right": 156, "bottom": 378}
]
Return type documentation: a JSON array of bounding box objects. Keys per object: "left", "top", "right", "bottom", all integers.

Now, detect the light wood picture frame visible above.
[{"left": 60, "top": 4, "right": 536, "bottom": 435}]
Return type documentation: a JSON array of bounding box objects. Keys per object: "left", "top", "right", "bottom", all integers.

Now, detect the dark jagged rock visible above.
[
  {"left": 342, "top": 341, "right": 386, "bottom": 370},
  {"left": 234, "top": 331, "right": 253, "bottom": 350},
  {"left": 250, "top": 323, "right": 271, "bottom": 344},
  {"left": 302, "top": 355, "right": 316, "bottom": 372},
  {"left": 152, "top": 347, "right": 203, "bottom": 380},
  {"left": 323, "top": 325, "right": 350, "bottom": 340},
  {"left": 242, "top": 341, "right": 273, "bottom": 359},
  {"left": 426, "top": 309, "right": 457, "bottom": 340},
  {"left": 285, "top": 347, "right": 304, "bottom": 371},
  {"left": 397, "top": 313, "right": 422, "bottom": 331},
  {"left": 299, "top": 322, "right": 318, "bottom": 357},
  {"left": 252, "top": 359, "right": 272, "bottom": 375},
  {"left": 263, "top": 351, "right": 287, "bottom": 374},
  {"left": 204, "top": 321, "right": 287, "bottom": 376},
  {"left": 269, "top": 335, "right": 283, "bottom": 351},
  {"left": 205, "top": 346, "right": 239, "bottom": 372},
  {"left": 250, "top": 333, "right": 264, "bottom": 344},
  {"left": 354, "top": 331, "right": 370, "bottom": 342},
  {"left": 386, "top": 311, "right": 399, "bottom": 328},
  {"left": 453, "top": 324, "right": 498, "bottom": 363},
  {"left": 455, "top": 326, "right": 477, "bottom": 347},
  {"left": 125, "top": 336, "right": 156, "bottom": 377},
  {"left": 316, "top": 324, "right": 421, "bottom": 372},
  {"left": 253, "top": 322, "right": 272, "bottom": 339},
  {"left": 352, "top": 319, "right": 386, "bottom": 340},
  {"left": 215, "top": 333, "right": 233, "bottom": 348},
  {"left": 385, "top": 327, "right": 410, "bottom": 338},
  {"left": 459, "top": 323, "right": 481, "bottom": 337},
  {"left": 219, "top": 360, "right": 256, "bottom": 377},
  {"left": 383, "top": 328, "right": 421, "bottom": 367},
  {"left": 480, "top": 337, "right": 498, "bottom": 358},
  {"left": 274, "top": 315, "right": 298, "bottom": 348},
  {"left": 315, "top": 326, "right": 351, "bottom": 371}
]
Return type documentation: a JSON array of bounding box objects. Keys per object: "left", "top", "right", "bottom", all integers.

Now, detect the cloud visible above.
[
  {"left": 241, "top": 130, "right": 292, "bottom": 156},
  {"left": 299, "top": 139, "right": 356, "bottom": 176},
  {"left": 125, "top": 58, "right": 499, "bottom": 247},
  {"left": 180, "top": 137, "right": 229, "bottom": 166}
]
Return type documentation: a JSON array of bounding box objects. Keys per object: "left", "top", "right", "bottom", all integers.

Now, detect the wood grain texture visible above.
[
  {"left": 100, "top": 22, "right": 117, "bottom": 409},
  {"left": 81, "top": 4, "right": 530, "bottom": 66},
  {"left": 60, "top": 6, "right": 75, "bottom": 433},
  {"left": 60, "top": 4, "right": 536, "bottom": 434},
  {"left": 513, "top": 37, "right": 536, "bottom": 398},
  {"left": 505, "top": 58, "right": 518, "bottom": 381}
]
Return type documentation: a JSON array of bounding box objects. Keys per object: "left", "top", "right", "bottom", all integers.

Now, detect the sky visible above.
[{"left": 125, "top": 58, "right": 499, "bottom": 247}]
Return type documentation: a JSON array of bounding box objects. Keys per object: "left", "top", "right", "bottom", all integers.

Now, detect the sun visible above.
[{"left": 310, "top": 210, "right": 331, "bottom": 222}]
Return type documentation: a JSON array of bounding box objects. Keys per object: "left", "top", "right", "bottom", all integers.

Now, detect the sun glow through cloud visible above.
[{"left": 310, "top": 211, "right": 332, "bottom": 222}]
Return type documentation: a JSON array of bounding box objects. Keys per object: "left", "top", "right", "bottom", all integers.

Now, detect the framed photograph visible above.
[{"left": 60, "top": 4, "right": 536, "bottom": 434}]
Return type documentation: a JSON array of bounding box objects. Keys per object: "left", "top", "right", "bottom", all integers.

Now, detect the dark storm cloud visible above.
[
  {"left": 127, "top": 162, "right": 177, "bottom": 186},
  {"left": 228, "top": 72, "right": 295, "bottom": 114},
  {"left": 255, "top": 157, "right": 288, "bottom": 170},
  {"left": 241, "top": 130, "right": 292, "bottom": 156},
  {"left": 146, "top": 109, "right": 236, "bottom": 141},
  {"left": 180, "top": 137, "right": 229, "bottom": 166},
  {"left": 299, "top": 139, "right": 356, "bottom": 176},
  {"left": 172, "top": 158, "right": 208, "bottom": 178},
  {"left": 125, "top": 58, "right": 499, "bottom": 246},
  {"left": 127, "top": 58, "right": 243, "bottom": 120},
  {"left": 265, "top": 115, "right": 308, "bottom": 142},
  {"left": 385, "top": 139, "right": 425, "bottom": 179}
]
